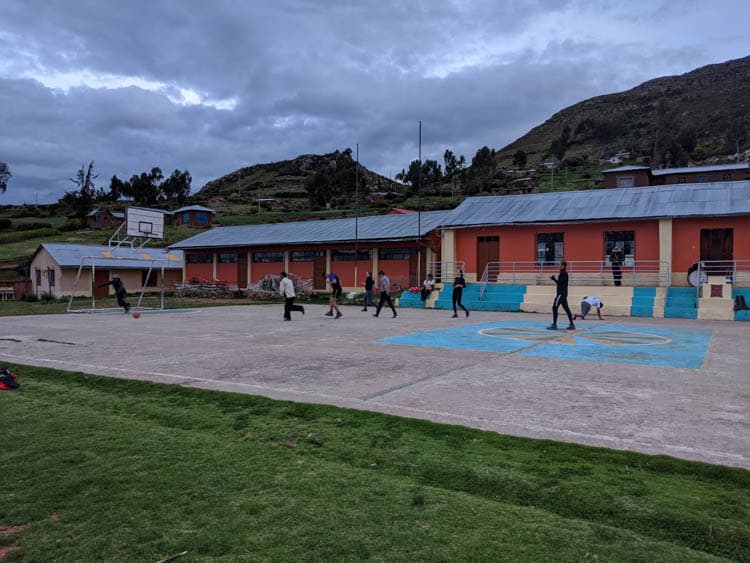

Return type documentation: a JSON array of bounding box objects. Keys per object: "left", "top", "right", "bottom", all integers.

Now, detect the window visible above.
[
  {"left": 253, "top": 251, "right": 284, "bottom": 263},
  {"left": 378, "top": 248, "right": 415, "bottom": 261},
  {"left": 332, "top": 249, "right": 372, "bottom": 261},
  {"left": 722, "top": 173, "right": 732, "bottom": 181},
  {"left": 218, "top": 253, "right": 238, "bottom": 263},
  {"left": 141, "top": 270, "right": 158, "bottom": 287},
  {"left": 186, "top": 253, "right": 212, "bottom": 264},
  {"left": 47, "top": 269, "right": 55, "bottom": 287},
  {"left": 196, "top": 212, "right": 209, "bottom": 223},
  {"left": 604, "top": 231, "right": 635, "bottom": 264},
  {"left": 677, "top": 176, "right": 687, "bottom": 184},
  {"left": 182, "top": 212, "right": 190, "bottom": 223},
  {"left": 291, "top": 250, "right": 324, "bottom": 262},
  {"left": 698, "top": 175, "right": 709, "bottom": 183},
  {"left": 616, "top": 175, "right": 634, "bottom": 188},
  {"left": 536, "top": 233, "right": 564, "bottom": 265},
  {"left": 36, "top": 268, "right": 41, "bottom": 287}
]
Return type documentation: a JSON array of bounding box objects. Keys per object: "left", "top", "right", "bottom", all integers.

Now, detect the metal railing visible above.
[
  {"left": 693, "top": 260, "right": 750, "bottom": 304},
  {"left": 479, "top": 260, "right": 671, "bottom": 299},
  {"left": 426, "top": 260, "right": 466, "bottom": 284}
]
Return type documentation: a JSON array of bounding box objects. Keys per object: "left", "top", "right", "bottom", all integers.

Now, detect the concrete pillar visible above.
[
  {"left": 284, "top": 251, "right": 290, "bottom": 274},
  {"left": 212, "top": 252, "right": 218, "bottom": 281},
  {"left": 372, "top": 247, "right": 378, "bottom": 275},
  {"left": 658, "top": 218, "right": 672, "bottom": 287},
  {"left": 246, "top": 252, "right": 252, "bottom": 286}
]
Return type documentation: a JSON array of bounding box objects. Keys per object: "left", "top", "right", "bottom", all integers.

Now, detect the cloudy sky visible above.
[{"left": 1, "top": 0, "right": 749, "bottom": 205}]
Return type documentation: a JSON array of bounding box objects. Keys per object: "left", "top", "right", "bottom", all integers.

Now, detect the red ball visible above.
[{"left": 132, "top": 311, "right": 141, "bottom": 319}]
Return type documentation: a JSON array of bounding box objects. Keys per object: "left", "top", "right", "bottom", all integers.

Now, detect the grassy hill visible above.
[{"left": 495, "top": 55, "right": 750, "bottom": 168}]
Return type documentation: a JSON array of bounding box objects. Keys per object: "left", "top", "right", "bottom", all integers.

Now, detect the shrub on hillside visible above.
[
  {"left": 0, "top": 218, "right": 11, "bottom": 230},
  {"left": 15, "top": 221, "right": 53, "bottom": 231},
  {"left": 60, "top": 220, "right": 81, "bottom": 232}
]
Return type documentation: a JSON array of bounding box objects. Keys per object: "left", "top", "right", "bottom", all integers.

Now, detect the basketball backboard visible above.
[{"left": 126, "top": 207, "right": 165, "bottom": 240}]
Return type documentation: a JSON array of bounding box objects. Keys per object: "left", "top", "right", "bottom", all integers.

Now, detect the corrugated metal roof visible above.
[
  {"left": 650, "top": 162, "right": 749, "bottom": 176},
  {"left": 439, "top": 181, "right": 750, "bottom": 228},
  {"left": 173, "top": 205, "right": 215, "bottom": 213},
  {"left": 602, "top": 165, "right": 650, "bottom": 173},
  {"left": 41, "top": 243, "right": 183, "bottom": 269},
  {"left": 169, "top": 210, "right": 450, "bottom": 250}
]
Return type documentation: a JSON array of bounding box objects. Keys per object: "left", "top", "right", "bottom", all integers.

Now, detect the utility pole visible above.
[
  {"left": 417, "top": 121, "right": 422, "bottom": 286},
  {"left": 354, "top": 143, "right": 359, "bottom": 292}
]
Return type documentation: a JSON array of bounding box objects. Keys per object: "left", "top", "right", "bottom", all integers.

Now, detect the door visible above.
[
  {"left": 237, "top": 253, "right": 248, "bottom": 289},
  {"left": 94, "top": 269, "right": 110, "bottom": 298},
  {"left": 700, "top": 228, "right": 733, "bottom": 276},
  {"left": 313, "top": 253, "right": 326, "bottom": 289},
  {"left": 476, "top": 236, "right": 500, "bottom": 282}
]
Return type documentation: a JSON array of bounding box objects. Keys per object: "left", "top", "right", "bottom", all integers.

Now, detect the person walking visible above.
[
  {"left": 323, "top": 272, "right": 343, "bottom": 319},
  {"left": 362, "top": 271, "right": 375, "bottom": 311},
  {"left": 373, "top": 270, "right": 397, "bottom": 318},
  {"left": 573, "top": 295, "right": 604, "bottom": 321},
  {"left": 609, "top": 245, "right": 624, "bottom": 287},
  {"left": 548, "top": 261, "right": 575, "bottom": 330},
  {"left": 451, "top": 269, "right": 469, "bottom": 318},
  {"left": 98, "top": 274, "right": 131, "bottom": 313},
  {"left": 279, "top": 272, "right": 304, "bottom": 321}
]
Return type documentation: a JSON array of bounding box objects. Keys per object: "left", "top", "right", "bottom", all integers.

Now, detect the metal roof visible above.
[
  {"left": 169, "top": 210, "right": 451, "bottom": 250},
  {"left": 650, "top": 162, "right": 749, "bottom": 176},
  {"left": 601, "top": 165, "right": 650, "bottom": 173},
  {"left": 39, "top": 243, "right": 184, "bottom": 269},
  {"left": 438, "top": 181, "right": 750, "bottom": 228},
  {"left": 173, "top": 205, "right": 215, "bottom": 214}
]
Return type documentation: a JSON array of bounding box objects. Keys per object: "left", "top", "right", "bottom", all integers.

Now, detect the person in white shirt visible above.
[
  {"left": 573, "top": 296, "right": 604, "bottom": 321},
  {"left": 421, "top": 273, "right": 435, "bottom": 301},
  {"left": 279, "top": 272, "right": 305, "bottom": 321}
]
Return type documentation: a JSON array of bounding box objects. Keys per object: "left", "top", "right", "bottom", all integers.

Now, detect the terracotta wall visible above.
[
  {"left": 672, "top": 216, "right": 750, "bottom": 273},
  {"left": 329, "top": 260, "right": 374, "bottom": 288},
  {"left": 454, "top": 220, "right": 660, "bottom": 277}
]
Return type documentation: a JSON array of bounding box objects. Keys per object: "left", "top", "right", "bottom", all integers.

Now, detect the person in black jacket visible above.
[
  {"left": 547, "top": 261, "right": 575, "bottom": 330},
  {"left": 98, "top": 274, "right": 131, "bottom": 313},
  {"left": 361, "top": 271, "right": 375, "bottom": 311},
  {"left": 451, "top": 270, "right": 469, "bottom": 318},
  {"left": 609, "top": 245, "right": 624, "bottom": 287}
]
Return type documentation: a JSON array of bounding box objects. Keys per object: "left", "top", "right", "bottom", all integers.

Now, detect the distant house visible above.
[
  {"left": 208, "top": 196, "right": 227, "bottom": 208},
  {"left": 173, "top": 205, "right": 215, "bottom": 228},
  {"left": 367, "top": 191, "right": 403, "bottom": 203},
  {"left": 507, "top": 177, "right": 538, "bottom": 194},
  {"left": 86, "top": 209, "right": 125, "bottom": 229},
  {"left": 256, "top": 198, "right": 282, "bottom": 209},
  {"left": 602, "top": 163, "right": 750, "bottom": 189},
  {"left": 29, "top": 243, "right": 184, "bottom": 298}
]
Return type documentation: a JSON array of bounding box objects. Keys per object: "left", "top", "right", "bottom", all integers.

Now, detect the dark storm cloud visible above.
[{"left": 1, "top": 0, "right": 749, "bottom": 204}]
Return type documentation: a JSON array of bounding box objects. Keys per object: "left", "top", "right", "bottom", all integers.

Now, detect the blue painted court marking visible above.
[{"left": 378, "top": 320, "right": 712, "bottom": 369}]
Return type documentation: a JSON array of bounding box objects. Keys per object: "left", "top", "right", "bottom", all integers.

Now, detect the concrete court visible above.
[{"left": 1, "top": 304, "right": 748, "bottom": 469}]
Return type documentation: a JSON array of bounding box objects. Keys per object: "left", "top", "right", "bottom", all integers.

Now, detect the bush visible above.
[
  {"left": 0, "top": 218, "right": 11, "bottom": 230},
  {"left": 21, "top": 291, "right": 39, "bottom": 302},
  {"left": 15, "top": 221, "right": 53, "bottom": 231},
  {"left": 60, "top": 220, "right": 82, "bottom": 232},
  {"left": 39, "top": 291, "right": 58, "bottom": 303}
]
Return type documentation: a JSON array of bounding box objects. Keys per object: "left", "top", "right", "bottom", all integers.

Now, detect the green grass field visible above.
[{"left": 0, "top": 366, "right": 748, "bottom": 561}]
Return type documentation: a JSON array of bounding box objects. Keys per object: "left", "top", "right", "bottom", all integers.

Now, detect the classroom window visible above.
[
  {"left": 141, "top": 270, "right": 158, "bottom": 287},
  {"left": 698, "top": 175, "right": 709, "bottom": 183},
  {"left": 182, "top": 212, "right": 190, "bottom": 223},
  {"left": 252, "top": 251, "right": 284, "bottom": 263},
  {"left": 291, "top": 250, "right": 325, "bottom": 262},
  {"left": 536, "top": 233, "right": 564, "bottom": 265},
  {"left": 36, "top": 268, "right": 41, "bottom": 287},
  {"left": 218, "top": 253, "right": 238, "bottom": 263},
  {"left": 722, "top": 173, "right": 732, "bottom": 181},
  {"left": 332, "top": 249, "right": 372, "bottom": 261},
  {"left": 47, "top": 269, "right": 55, "bottom": 287},
  {"left": 604, "top": 231, "right": 635, "bottom": 264},
  {"left": 196, "top": 212, "right": 209, "bottom": 223},
  {"left": 677, "top": 176, "right": 687, "bottom": 184},
  {"left": 186, "top": 253, "right": 212, "bottom": 264},
  {"left": 378, "top": 248, "right": 414, "bottom": 261}
]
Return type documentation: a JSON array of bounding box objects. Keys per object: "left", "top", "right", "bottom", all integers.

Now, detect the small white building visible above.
[{"left": 29, "top": 243, "right": 184, "bottom": 298}]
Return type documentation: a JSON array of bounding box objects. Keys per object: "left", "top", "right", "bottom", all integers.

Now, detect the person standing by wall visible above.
[
  {"left": 610, "top": 245, "right": 624, "bottom": 287},
  {"left": 373, "top": 270, "right": 397, "bottom": 318},
  {"left": 323, "top": 272, "right": 343, "bottom": 319},
  {"left": 548, "top": 261, "right": 575, "bottom": 330},
  {"left": 451, "top": 269, "right": 469, "bottom": 318},
  {"left": 279, "top": 272, "right": 304, "bottom": 321},
  {"left": 98, "top": 274, "right": 130, "bottom": 313},
  {"left": 362, "top": 271, "right": 375, "bottom": 312}
]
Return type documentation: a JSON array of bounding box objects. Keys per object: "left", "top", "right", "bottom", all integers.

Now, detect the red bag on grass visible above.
[{"left": 0, "top": 367, "right": 19, "bottom": 390}]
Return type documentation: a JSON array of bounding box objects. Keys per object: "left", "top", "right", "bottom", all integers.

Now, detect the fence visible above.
[
  {"left": 479, "top": 260, "right": 671, "bottom": 299},
  {"left": 426, "top": 260, "right": 466, "bottom": 284}
]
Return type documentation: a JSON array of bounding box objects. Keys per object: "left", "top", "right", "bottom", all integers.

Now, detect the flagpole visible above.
[
  {"left": 354, "top": 143, "right": 359, "bottom": 293},
  {"left": 417, "top": 121, "right": 422, "bottom": 286}
]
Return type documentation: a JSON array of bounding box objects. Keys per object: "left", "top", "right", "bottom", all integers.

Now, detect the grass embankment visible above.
[{"left": 1, "top": 366, "right": 748, "bottom": 561}]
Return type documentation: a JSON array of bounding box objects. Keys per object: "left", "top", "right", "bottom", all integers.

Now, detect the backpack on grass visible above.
[{"left": 0, "top": 366, "right": 19, "bottom": 390}]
